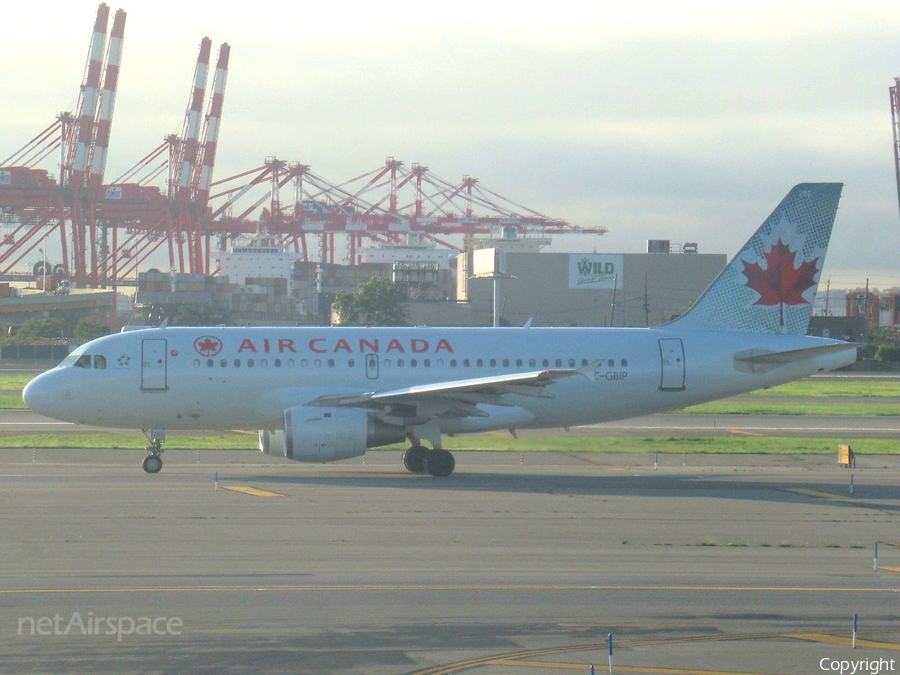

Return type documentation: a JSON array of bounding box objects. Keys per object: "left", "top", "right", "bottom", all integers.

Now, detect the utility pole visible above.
[
  {"left": 609, "top": 273, "right": 618, "bottom": 327},
  {"left": 643, "top": 273, "right": 650, "bottom": 327}
]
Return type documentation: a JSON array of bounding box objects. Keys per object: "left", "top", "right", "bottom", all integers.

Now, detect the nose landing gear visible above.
[{"left": 142, "top": 429, "right": 165, "bottom": 474}]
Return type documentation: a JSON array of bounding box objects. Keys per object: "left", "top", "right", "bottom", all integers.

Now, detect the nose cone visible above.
[{"left": 23, "top": 372, "right": 55, "bottom": 417}]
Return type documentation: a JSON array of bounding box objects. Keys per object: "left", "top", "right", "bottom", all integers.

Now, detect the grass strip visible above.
[
  {"left": 0, "top": 433, "right": 255, "bottom": 450},
  {"left": 0, "top": 431, "right": 887, "bottom": 454},
  {"left": 0, "top": 374, "right": 43, "bottom": 390},
  {"left": 750, "top": 379, "right": 900, "bottom": 397},
  {"left": 676, "top": 400, "right": 900, "bottom": 416}
]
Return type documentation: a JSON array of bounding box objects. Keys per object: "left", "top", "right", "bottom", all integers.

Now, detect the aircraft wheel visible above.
[
  {"left": 424, "top": 449, "right": 455, "bottom": 478},
  {"left": 403, "top": 445, "right": 429, "bottom": 473},
  {"left": 142, "top": 454, "right": 163, "bottom": 474}
]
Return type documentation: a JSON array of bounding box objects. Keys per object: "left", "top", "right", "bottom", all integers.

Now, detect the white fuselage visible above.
[{"left": 23, "top": 325, "right": 855, "bottom": 434}]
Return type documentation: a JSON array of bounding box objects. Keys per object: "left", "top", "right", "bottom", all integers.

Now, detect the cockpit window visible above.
[
  {"left": 74, "top": 355, "right": 92, "bottom": 369},
  {"left": 59, "top": 352, "right": 80, "bottom": 368},
  {"left": 93, "top": 355, "right": 106, "bottom": 369}
]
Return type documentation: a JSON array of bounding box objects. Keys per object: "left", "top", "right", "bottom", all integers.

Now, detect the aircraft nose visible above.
[{"left": 23, "top": 373, "right": 55, "bottom": 416}]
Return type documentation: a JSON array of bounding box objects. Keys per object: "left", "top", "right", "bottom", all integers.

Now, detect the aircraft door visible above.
[
  {"left": 658, "top": 338, "right": 685, "bottom": 391},
  {"left": 366, "top": 353, "right": 379, "bottom": 380},
  {"left": 141, "top": 339, "right": 168, "bottom": 391}
]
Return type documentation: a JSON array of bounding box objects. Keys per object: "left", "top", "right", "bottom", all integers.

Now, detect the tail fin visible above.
[{"left": 664, "top": 183, "right": 842, "bottom": 334}]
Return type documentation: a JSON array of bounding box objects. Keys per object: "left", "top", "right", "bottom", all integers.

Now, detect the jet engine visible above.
[{"left": 281, "top": 406, "right": 405, "bottom": 462}]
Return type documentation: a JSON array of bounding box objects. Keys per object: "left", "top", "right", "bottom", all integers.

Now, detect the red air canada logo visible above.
[
  {"left": 194, "top": 336, "right": 223, "bottom": 357},
  {"left": 742, "top": 238, "right": 819, "bottom": 326}
]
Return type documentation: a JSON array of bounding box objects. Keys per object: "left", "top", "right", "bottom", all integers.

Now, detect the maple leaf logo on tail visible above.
[{"left": 742, "top": 238, "right": 819, "bottom": 326}]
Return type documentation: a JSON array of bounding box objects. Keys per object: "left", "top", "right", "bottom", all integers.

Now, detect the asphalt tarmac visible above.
[{"left": 1, "top": 448, "right": 899, "bottom": 674}]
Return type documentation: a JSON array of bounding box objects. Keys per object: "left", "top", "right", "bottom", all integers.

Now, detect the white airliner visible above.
[{"left": 23, "top": 183, "right": 856, "bottom": 476}]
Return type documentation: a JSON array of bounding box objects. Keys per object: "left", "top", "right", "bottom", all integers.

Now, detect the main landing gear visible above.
[
  {"left": 402, "top": 444, "right": 456, "bottom": 478},
  {"left": 142, "top": 429, "right": 165, "bottom": 474}
]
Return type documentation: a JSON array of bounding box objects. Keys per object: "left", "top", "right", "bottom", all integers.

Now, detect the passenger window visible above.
[
  {"left": 348, "top": 359, "right": 355, "bottom": 368},
  {"left": 555, "top": 359, "right": 562, "bottom": 368},
  {"left": 74, "top": 354, "right": 92, "bottom": 368},
  {"left": 193, "top": 359, "right": 200, "bottom": 368},
  {"left": 234, "top": 359, "right": 241, "bottom": 368},
  {"left": 489, "top": 359, "right": 496, "bottom": 367},
  {"left": 463, "top": 359, "right": 470, "bottom": 367},
  {"left": 582, "top": 359, "right": 588, "bottom": 366},
  {"left": 207, "top": 359, "right": 214, "bottom": 368},
  {"left": 608, "top": 359, "right": 615, "bottom": 367},
  {"left": 516, "top": 359, "right": 523, "bottom": 367},
  {"left": 529, "top": 359, "right": 536, "bottom": 367},
  {"left": 542, "top": 359, "right": 549, "bottom": 368},
  {"left": 248, "top": 359, "right": 255, "bottom": 368},
  {"left": 503, "top": 359, "right": 509, "bottom": 367},
  {"left": 450, "top": 359, "right": 456, "bottom": 367},
  {"left": 275, "top": 359, "right": 283, "bottom": 368},
  {"left": 568, "top": 359, "right": 576, "bottom": 367},
  {"left": 288, "top": 359, "right": 295, "bottom": 368},
  {"left": 384, "top": 359, "right": 391, "bottom": 367},
  {"left": 476, "top": 359, "right": 483, "bottom": 367},
  {"left": 397, "top": 359, "right": 405, "bottom": 367},
  {"left": 220, "top": 359, "right": 227, "bottom": 368},
  {"left": 300, "top": 359, "right": 308, "bottom": 367},
  {"left": 622, "top": 359, "right": 628, "bottom": 367},
  {"left": 410, "top": 359, "right": 417, "bottom": 368},
  {"left": 314, "top": 359, "right": 321, "bottom": 367},
  {"left": 327, "top": 359, "right": 333, "bottom": 368}
]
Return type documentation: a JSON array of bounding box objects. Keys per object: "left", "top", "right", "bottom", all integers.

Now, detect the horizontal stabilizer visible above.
[{"left": 734, "top": 342, "right": 858, "bottom": 366}]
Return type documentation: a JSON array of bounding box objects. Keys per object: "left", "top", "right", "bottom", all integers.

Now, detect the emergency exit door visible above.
[
  {"left": 658, "top": 338, "right": 685, "bottom": 391},
  {"left": 142, "top": 339, "right": 168, "bottom": 391}
]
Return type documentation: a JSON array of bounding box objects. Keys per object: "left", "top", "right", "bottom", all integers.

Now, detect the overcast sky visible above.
[{"left": 2, "top": 0, "right": 900, "bottom": 288}]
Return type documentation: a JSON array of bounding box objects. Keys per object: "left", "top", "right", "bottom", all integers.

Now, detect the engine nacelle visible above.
[{"left": 282, "top": 406, "right": 405, "bottom": 462}]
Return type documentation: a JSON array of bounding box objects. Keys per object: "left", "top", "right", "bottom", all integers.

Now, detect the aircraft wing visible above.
[{"left": 307, "top": 369, "right": 579, "bottom": 416}]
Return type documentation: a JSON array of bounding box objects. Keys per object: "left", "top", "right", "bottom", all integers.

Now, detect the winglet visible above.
[{"left": 578, "top": 359, "right": 603, "bottom": 383}]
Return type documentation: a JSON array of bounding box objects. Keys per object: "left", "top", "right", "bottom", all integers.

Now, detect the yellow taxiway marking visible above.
[
  {"left": 786, "top": 488, "right": 860, "bottom": 504},
  {"left": 496, "top": 660, "right": 774, "bottom": 674},
  {"left": 881, "top": 566, "right": 900, "bottom": 574},
  {"left": 726, "top": 429, "right": 765, "bottom": 437},
  {"left": 222, "top": 485, "right": 284, "bottom": 498},
  {"left": 789, "top": 633, "right": 900, "bottom": 651}
]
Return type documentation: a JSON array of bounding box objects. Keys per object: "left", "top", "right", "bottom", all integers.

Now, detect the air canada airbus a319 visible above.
[{"left": 24, "top": 184, "right": 857, "bottom": 477}]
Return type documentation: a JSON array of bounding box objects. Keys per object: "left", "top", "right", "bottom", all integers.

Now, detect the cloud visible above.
[{"left": 2, "top": 0, "right": 900, "bottom": 284}]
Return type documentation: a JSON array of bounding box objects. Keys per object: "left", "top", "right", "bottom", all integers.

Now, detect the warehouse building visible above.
[{"left": 408, "top": 246, "right": 726, "bottom": 327}]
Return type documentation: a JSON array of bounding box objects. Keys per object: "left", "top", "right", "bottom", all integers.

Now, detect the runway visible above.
[{"left": 1, "top": 449, "right": 899, "bottom": 674}]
